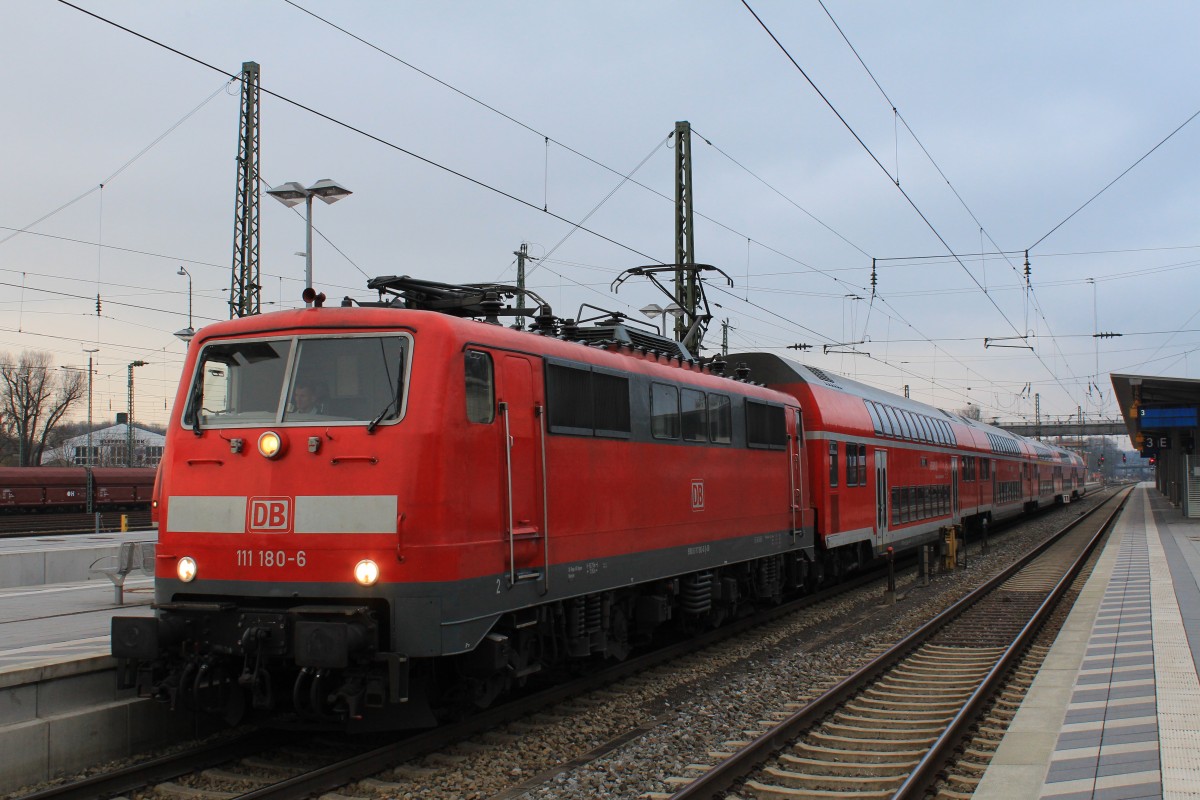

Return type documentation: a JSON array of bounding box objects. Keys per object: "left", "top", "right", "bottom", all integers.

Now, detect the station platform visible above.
[
  {"left": 0, "top": 528, "right": 158, "bottom": 589},
  {"left": 976, "top": 484, "right": 1200, "bottom": 800},
  {"left": 0, "top": 529, "right": 206, "bottom": 794}
]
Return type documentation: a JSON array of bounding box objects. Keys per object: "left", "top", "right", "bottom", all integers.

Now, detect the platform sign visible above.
[
  {"left": 1141, "top": 434, "right": 1169, "bottom": 459},
  {"left": 1139, "top": 406, "right": 1198, "bottom": 428}
]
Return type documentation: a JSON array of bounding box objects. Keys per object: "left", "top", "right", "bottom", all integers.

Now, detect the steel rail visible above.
[
  {"left": 232, "top": 564, "right": 890, "bottom": 800},
  {"left": 669, "top": 487, "right": 1128, "bottom": 800},
  {"left": 20, "top": 544, "right": 886, "bottom": 800},
  {"left": 15, "top": 730, "right": 275, "bottom": 800},
  {"left": 894, "top": 486, "right": 1132, "bottom": 798}
]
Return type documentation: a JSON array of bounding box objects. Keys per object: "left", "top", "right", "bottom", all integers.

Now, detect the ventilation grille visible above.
[
  {"left": 806, "top": 366, "right": 839, "bottom": 386},
  {"left": 571, "top": 324, "right": 691, "bottom": 359}
]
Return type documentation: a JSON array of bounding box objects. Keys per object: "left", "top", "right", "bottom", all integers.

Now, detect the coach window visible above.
[
  {"left": 547, "top": 364, "right": 594, "bottom": 434},
  {"left": 593, "top": 371, "right": 631, "bottom": 437},
  {"left": 866, "top": 402, "right": 883, "bottom": 434},
  {"left": 846, "top": 444, "right": 858, "bottom": 486},
  {"left": 882, "top": 406, "right": 899, "bottom": 437},
  {"left": 651, "top": 383, "right": 680, "bottom": 439},
  {"left": 829, "top": 441, "right": 839, "bottom": 487},
  {"left": 746, "top": 400, "right": 786, "bottom": 449},
  {"left": 464, "top": 351, "right": 494, "bottom": 423},
  {"left": 858, "top": 443, "right": 867, "bottom": 485},
  {"left": 708, "top": 393, "right": 732, "bottom": 444},
  {"left": 681, "top": 388, "right": 707, "bottom": 442}
]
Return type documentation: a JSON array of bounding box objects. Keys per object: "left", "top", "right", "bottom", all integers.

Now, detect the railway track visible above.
[
  {"left": 665, "top": 487, "right": 1131, "bottom": 800},
  {"left": 12, "top": 494, "right": 1111, "bottom": 800},
  {"left": 0, "top": 509, "right": 152, "bottom": 537},
  {"left": 15, "top": 561, "right": 888, "bottom": 800}
]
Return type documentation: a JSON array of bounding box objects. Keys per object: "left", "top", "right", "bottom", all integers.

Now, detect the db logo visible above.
[
  {"left": 248, "top": 497, "right": 291, "bottom": 532},
  {"left": 691, "top": 480, "right": 705, "bottom": 511}
]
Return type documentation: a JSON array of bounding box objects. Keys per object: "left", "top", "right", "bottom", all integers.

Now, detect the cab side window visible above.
[
  {"left": 464, "top": 351, "right": 494, "bottom": 423},
  {"left": 651, "top": 383, "right": 680, "bottom": 439}
]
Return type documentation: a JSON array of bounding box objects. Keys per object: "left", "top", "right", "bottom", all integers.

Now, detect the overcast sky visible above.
[{"left": 3, "top": 1, "right": 1198, "bottom": 428}]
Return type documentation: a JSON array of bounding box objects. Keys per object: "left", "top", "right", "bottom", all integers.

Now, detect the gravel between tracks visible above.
[
  {"left": 2, "top": 491, "right": 1111, "bottom": 800},
  {"left": 510, "top": 493, "right": 1111, "bottom": 800}
]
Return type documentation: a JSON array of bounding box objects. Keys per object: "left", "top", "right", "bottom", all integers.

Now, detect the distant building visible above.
[{"left": 45, "top": 423, "right": 165, "bottom": 467}]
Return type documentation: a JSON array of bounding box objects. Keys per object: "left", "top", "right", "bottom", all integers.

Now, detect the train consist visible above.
[
  {"left": 0, "top": 466, "right": 156, "bottom": 512},
  {"left": 112, "top": 276, "right": 1085, "bottom": 729}
]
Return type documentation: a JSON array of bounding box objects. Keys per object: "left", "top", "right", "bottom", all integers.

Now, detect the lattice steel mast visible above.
[
  {"left": 230, "top": 61, "right": 261, "bottom": 318},
  {"left": 673, "top": 120, "right": 696, "bottom": 345}
]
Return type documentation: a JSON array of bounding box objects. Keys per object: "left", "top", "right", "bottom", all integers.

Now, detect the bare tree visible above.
[
  {"left": 960, "top": 404, "right": 983, "bottom": 421},
  {"left": 0, "top": 351, "right": 85, "bottom": 466}
]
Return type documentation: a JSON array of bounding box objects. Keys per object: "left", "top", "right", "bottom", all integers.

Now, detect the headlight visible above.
[
  {"left": 258, "top": 431, "right": 284, "bottom": 458},
  {"left": 177, "top": 556, "right": 197, "bottom": 582},
  {"left": 354, "top": 559, "right": 379, "bottom": 586}
]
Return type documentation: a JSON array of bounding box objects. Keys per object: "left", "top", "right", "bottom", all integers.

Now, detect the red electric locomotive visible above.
[
  {"left": 112, "top": 275, "right": 1084, "bottom": 729},
  {"left": 113, "top": 278, "right": 813, "bottom": 727}
]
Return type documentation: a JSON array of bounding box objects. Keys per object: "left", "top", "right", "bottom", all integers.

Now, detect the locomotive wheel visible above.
[
  {"left": 605, "top": 608, "right": 631, "bottom": 661},
  {"left": 223, "top": 680, "right": 248, "bottom": 725}
]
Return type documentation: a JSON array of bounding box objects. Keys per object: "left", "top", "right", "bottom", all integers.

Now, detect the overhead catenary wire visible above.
[
  {"left": 1028, "top": 105, "right": 1200, "bottom": 251},
  {"left": 49, "top": 0, "right": 1152, "bottom": 422},
  {"left": 56, "top": 0, "right": 663, "bottom": 267},
  {"left": 814, "top": 0, "right": 1097, "bottom": 407},
  {"left": 282, "top": 0, "right": 883, "bottom": 293},
  {"left": 740, "top": 0, "right": 1085, "bottom": 411},
  {"left": 0, "top": 77, "right": 234, "bottom": 250}
]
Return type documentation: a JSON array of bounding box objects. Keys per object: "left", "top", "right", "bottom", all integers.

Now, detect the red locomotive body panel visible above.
[{"left": 155, "top": 309, "right": 800, "bottom": 590}]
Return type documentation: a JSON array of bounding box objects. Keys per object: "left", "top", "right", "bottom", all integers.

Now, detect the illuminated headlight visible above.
[
  {"left": 177, "top": 557, "right": 197, "bottom": 582},
  {"left": 354, "top": 559, "right": 380, "bottom": 586},
  {"left": 258, "top": 431, "right": 283, "bottom": 458}
]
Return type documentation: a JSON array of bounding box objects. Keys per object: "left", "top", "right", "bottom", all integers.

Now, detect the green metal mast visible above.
[
  {"left": 514, "top": 242, "right": 529, "bottom": 330},
  {"left": 674, "top": 120, "right": 695, "bottom": 345},
  {"left": 230, "top": 61, "right": 261, "bottom": 318}
]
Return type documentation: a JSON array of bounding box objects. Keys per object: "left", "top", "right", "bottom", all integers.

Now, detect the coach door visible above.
[
  {"left": 875, "top": 449, "right": 889, "bottom": 544},
  {"left": 788, "top": 409, "right": 803, "bottom": 541},
  {"left": 497, "top": 355, "right": 547, "bottom": 588},
  {"left": 951, "top": 456, "right": 960, "bottom": 522}
]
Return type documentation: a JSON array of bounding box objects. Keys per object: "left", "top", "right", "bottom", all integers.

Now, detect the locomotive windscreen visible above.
[{"left": 182, "top": 334, "right": 411, "bottom": 428}]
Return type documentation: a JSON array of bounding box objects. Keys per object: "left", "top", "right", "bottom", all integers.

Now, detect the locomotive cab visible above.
[{"left": 113, "top": 319, "right": 423, "bottom": 726}]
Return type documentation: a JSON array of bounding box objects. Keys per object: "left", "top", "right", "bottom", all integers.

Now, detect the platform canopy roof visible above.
[{"left": 1111, "top": 373, "right": 1200, "bottom": 450}]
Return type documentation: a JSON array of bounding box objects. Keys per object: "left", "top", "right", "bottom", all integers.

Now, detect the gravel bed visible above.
[
  {"left": 3, "top": 490, "right": 1111, "bottom": 800},
  {"left": 511, "top": 491, "right": 1113, "bottom": 800}
]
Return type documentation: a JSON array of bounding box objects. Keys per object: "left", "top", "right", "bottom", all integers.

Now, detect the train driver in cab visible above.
[{"left": 289, "top": 382, "right": 325, "bottom": 415}]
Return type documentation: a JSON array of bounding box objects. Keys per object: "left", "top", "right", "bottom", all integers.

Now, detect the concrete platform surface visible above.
[
  {"left": 0, "top": 577, "right": 153, "bottom": 670},
  {"left": 0, "top": 529, "right": 157, "bottom": 589},
  {"left": 0, "top": 567, "right": 203, "bottom": 795},
  {"left": 975, "top": 484, "right": 1200, "bottom": 800}
]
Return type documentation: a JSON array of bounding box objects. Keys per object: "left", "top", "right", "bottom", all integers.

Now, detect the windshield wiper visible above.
[
  {"left": 367, "top": 348, "right": 404, "bottom": 434},
  {"left": 366, "top": 399, "right": 395, "bottom": 434},
  {"left": 189, "top": 383, "right": 203, "bottom": 436}
]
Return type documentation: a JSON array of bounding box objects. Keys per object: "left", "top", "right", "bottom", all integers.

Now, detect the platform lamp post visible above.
[
  {"left": 126, "top": 360, "right": 146, "bottom": 467},
  {"left": 266, "top": 179, "right": 352, "bottom": 307},
  {"left": 640, "top": 302, "right": 684, "bottom": 337},
  {"left": 174, "top": 266, "right": 194, "bottom": 343}
]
